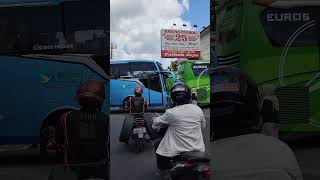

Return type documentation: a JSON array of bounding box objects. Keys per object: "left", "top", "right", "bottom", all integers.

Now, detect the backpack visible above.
[
  {"left": 65, "top": 111, "right": 109, "bottom": 163},
  {"left": 129, "top": 96, "right": 146, "bottom": 114}
]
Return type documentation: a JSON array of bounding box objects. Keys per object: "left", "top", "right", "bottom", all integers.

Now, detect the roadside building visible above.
[{"left": 200, "top": 26, "right": 210, "bottom": 61}]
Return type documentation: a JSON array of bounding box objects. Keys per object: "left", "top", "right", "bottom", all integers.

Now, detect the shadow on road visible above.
[
  {"left": 0, "top": 147, "right": 57, "bottom": 166},
  {"left": 280, "top": 133, "right": 320, "bottom": 149}
]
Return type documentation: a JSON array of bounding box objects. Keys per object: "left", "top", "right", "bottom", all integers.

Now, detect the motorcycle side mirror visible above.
[{"left": 191, "top": 92, "right": 197, "bottom": 101}]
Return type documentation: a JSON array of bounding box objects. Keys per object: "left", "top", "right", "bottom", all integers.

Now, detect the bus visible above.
[
  {"left": 214, "top": 0, "right": 320, "bottom": 132},
  {"left": 110, "top": 60, "right": 175, "bottom": 111},
  {"left": 176, "top": 59, "right": 210, "bottom": 105},
  {"left": 0, "top": 0, "right": 109, "bottom": 156}
]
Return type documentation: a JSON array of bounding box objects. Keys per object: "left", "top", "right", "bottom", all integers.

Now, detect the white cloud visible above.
[
  {"left": 110, "top": 0, "right": 190, "bottom": 61},
  {"left": 182, "top": 0, "right": 189, "bottom": 11}
]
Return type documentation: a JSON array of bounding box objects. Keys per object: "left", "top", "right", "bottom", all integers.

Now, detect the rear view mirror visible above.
[{"left": 191, "top": 92, "right": 197, "bottom": 101}]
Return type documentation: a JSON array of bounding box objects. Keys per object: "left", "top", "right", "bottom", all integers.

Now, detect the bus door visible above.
[
  {"left": 147, "top": 73, "right": 164, "bottom": 106},
  {"left": 160, "top": 71, "right": 175, "bottom": 107}
]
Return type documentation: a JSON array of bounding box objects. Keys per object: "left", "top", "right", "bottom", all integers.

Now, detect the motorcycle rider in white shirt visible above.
[{"left": 152, "top": 82, "right": 206, "bottom": 180}]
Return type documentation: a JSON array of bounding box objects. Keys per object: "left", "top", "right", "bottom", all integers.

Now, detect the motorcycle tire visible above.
[
  {"left": 119, "top": 114, "right": 135, "bottom": 143},
  {"left": 144, "top": 113, "right": 160, "bottom": 140}
]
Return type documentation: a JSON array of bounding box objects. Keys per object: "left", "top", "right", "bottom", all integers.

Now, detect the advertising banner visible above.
[{"left": 161, "top": 29, "right": 201, "bottom": 58}]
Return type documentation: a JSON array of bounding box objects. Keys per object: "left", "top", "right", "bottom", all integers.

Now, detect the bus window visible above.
[
  {"left": 148, "top": 74, "right": 162, "bottom": 93},
  {"left": 0, "top": 7, "right": 33, "bottom": 54},
  {"left": 0, "top": 0, "right": 109, "bottom": 55},
  {"left": 110, "top": 63, "right": 130, "bottom": 78},
  {"left": 192, "top": 63, "right": 210, "bottom": 76},
  {"left": 260, "top": 7, "right": 319, "bottom": 47},
  {"left": 129, "top": 62, "right": 157, "bottom": 76}
]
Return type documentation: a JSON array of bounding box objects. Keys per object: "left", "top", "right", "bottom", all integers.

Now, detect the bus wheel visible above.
[{"left": 40, "top": 126, "right": 56, "bottom": 159}]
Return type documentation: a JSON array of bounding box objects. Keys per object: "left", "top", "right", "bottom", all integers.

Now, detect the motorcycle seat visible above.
[{"left": 179, "top": 151, "right": 210, "bottom": 163}]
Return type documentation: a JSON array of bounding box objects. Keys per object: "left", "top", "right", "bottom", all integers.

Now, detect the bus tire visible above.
[{"left": 39, "top": 109, "right": 73, "bottom": 160}]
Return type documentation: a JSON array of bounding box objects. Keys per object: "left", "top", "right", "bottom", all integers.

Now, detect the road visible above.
[
  {"left": 0, "top": 146, "right": 54, "bottom": 180},
  {"left": 0, "top": 108, "right": 319, "bottom": 180},
  {"left": 110, "top": 108, "right": 211, "bottom": 180},
  {"left": 281, "top": 134, "right": 320, "bottom": 180}
]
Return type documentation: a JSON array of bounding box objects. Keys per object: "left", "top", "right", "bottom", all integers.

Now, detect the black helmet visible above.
[
  {"left": 76, "top": 80, "right": 106, "bottom": 108},
  {"left": 170, "top": 82, "right": 191, "bottom": 105},
  {"left": 210, "top": 66, "right": 260, "bottom": 140}
]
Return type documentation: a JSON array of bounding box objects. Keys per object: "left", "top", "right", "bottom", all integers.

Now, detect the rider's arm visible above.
[{"left": 152, "top": 111, "right": 171, "bottom": 129}]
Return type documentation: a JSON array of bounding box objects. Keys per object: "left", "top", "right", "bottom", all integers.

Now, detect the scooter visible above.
[
  {"left": 155, "top": 126, "right": 211, "bottom": 180},
  {"left": 169, "top": 151, "right": 210, "bottom": 180}
]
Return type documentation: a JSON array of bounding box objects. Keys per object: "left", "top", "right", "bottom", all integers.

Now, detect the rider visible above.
[
  {"left": 55, "top": 80, "right": 110, "bottom": 180},
  {"left": 210, "top": 66, "right": 302, "bottom": 180},
  {"left": 129, "top": 86, "right": 148, "bottom": 115},
  {"left": 152, "top": 82, "right": 206, "bottom": 180}
]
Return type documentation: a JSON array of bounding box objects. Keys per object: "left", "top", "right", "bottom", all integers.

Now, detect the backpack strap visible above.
[
  {"left": 129, "top": 97, "right": 133, "bottom": 113},
  {"left": 143, "top": 97, "right": 147, "bottom": 113},
  {"left": 61, "top": 111, "right": 72, "bottom": 167}
]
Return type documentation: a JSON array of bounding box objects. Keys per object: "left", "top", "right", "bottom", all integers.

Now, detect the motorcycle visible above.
[
  {"left": 155, "top": 126, "right": 211, "bottom": 180},
  {"left": 131, "top": 112, "right": 148, "bottom": 153}
]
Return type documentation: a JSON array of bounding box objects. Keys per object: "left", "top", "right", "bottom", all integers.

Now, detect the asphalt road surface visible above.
[
  {"left": 110, "top": 108, "right": 211, "bottom": 180},
  {"left": 0, "top": 108, "right": 320, "bottom": 180}
]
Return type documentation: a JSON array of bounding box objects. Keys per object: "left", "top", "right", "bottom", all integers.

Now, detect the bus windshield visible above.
[
  {"left": 110, "top": 62, "right": 157, "bottom": 79},
  {"left": 192, "top": 63, "right": 210, "bottom": 76},
  {"left": 260, "top": 6, "right": 319, "bottom": 47}
]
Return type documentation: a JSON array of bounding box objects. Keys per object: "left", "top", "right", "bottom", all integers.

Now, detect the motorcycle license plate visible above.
[{"left": 133, "top": 127, "right": 146, "bottom": 134}]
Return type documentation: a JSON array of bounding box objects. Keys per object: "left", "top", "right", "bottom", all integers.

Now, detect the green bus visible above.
[
  {"left": 214, "top": 0, "right": 320, "bottom": 132},
  {"left": 177, "top": 59, "right": 210, "bottom": 105}
]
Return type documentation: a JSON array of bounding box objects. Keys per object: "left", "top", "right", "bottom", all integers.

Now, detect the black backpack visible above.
[
  {"left": 65, "top": 110, "right": 109, "bottom": 163},
  {"left": 129, "top": 96, "right": 146, "bottom": 114}
]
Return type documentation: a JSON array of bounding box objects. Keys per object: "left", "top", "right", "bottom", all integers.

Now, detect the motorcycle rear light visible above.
[
  {"left": 196, "top": 165, "right": 211, "bottom": 179},
  {"left": 204, "top": 170, "right": 211, "bottom": 179},
  {"left": 172, "top": 162, "right": 194, "bottom": 170}
]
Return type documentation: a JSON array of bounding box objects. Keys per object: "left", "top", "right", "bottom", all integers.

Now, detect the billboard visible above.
[{"left": 161, "top": 29, "right": 201, "bottom": 58}]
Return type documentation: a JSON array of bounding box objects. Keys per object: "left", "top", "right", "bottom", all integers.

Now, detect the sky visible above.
[{"left": 110, "top": 0, "right": 210, "bottom": 68}]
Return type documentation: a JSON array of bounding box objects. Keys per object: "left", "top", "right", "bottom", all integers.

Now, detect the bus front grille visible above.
[{"left": 275, "top": 86, "right": 310, "bottom": 124}]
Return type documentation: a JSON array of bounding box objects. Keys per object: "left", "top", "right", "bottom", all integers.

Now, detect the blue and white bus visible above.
[
  {"left": 110, "top": 60, "right": 175, "bottom": 111},
  {"left": 0, "top": 0, "right": 109, "bottom": 156}
]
